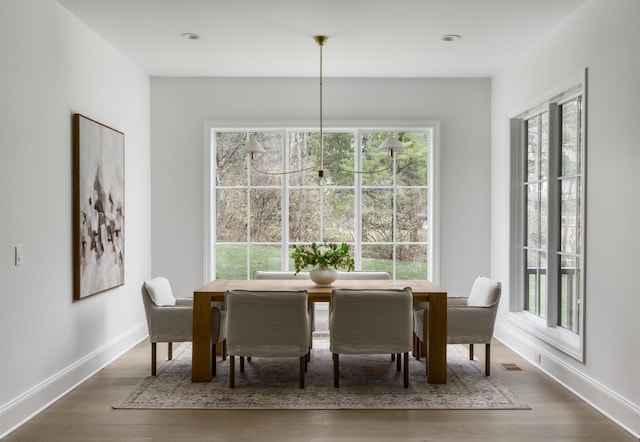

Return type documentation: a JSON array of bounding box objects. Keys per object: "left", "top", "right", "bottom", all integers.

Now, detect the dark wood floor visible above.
[{"left": 3, "top": 338, "right": 635, "bottom": 441}]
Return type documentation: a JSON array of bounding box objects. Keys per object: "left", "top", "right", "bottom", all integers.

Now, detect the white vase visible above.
[{"left": 310, "top": 267, "right": 337, "bottom": 287}]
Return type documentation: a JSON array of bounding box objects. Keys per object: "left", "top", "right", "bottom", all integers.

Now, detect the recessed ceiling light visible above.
[
  {"left": 441, "top": 34, "right": 461, "bottom": 42},
  {"left": 181, "top": 33, "right": 201, "bottom": 40}
]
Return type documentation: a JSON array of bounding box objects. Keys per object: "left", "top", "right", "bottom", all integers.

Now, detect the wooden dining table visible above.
[{"left": 192, "top": 278, "right": 448, "bottom": 384}]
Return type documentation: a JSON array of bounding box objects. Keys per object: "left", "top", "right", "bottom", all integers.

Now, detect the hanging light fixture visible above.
[{"left": 240, "top": 35, "right": 404, "bottom": 178}]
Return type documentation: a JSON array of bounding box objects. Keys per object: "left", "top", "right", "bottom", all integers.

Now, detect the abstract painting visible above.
[{"left": 73, "top": 114, "right": 125, "bottom": 299}]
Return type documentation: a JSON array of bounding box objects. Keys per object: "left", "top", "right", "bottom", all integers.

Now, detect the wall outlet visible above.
[{"left": 15, "top": 245, "right": 23, "bottom": 266}]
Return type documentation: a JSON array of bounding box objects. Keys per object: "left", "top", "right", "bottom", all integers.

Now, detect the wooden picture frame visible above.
[{"left": 73, "top": 114, "right": 125, "bottom": 300}]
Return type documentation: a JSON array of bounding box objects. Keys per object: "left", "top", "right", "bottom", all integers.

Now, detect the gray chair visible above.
[
  {"left": 337, "top": 270, "right": 396, "bottom": 359},
  {"left": 329, "top": 287, "right": 414, "bottom": 388},
  {"left": 141, "top": 277, "right": 226, "bottom": 376},
  {"left": 414, "top": 276, "right": 501, "bottom": 375},
  {"left": 225, "top": 289, "right": 311, "bottom": 388},
  {"left": 253, "top": 270, "right": 315, "bottom": 352}
]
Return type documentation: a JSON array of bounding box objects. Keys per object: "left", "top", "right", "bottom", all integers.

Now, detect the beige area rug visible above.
[{"left": 114, "top": 340, "right": 529, "bottom": 410}]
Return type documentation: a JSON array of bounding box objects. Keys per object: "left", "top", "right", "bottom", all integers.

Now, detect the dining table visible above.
[{"left": 192, "top": 278, "right": 448, "bottom": 384}]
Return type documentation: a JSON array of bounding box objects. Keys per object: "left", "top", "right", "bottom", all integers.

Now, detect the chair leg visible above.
[
  {"left": 469, "top": 343, "right": 474, "bottom": 360},
  {"left": 485, "top": 343, "right": 491, "bottom": 376},
  {"left": 222, "top": 339, "right": 227, "bottom": 361},
  {"left": 168, "top": 342, "right": 173, "bottom": 360},
  {"left": 151, "top": 342, "right": 157, "bottom": 376},
  {"left": 240, "top": 356, "right": 245, "bottom": 372},
  {"left": 403, "top": 352, "right": 409, "bottom": 388},
  {"left": 333, "top": 353, "right": 339, "bottom": 388},
  {"left": 391, "top": 353, "right": 395, "bottom": 361},
  {"left": 229, "top": 355, "right": 235, "bottom": 388},
  {"left": 415, "top": 335, "right": 421, "bottom": 361},
  {"left": 211, "top": 343, "right": 217, "bottom": 376},
  {"left": 396, "top": 353, "right": 401, "bottom": 371},
  {"left": 299, "top": 356, "right": 306, "bottom": 389}
]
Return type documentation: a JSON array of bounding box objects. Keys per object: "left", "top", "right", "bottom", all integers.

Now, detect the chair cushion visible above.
[
  {"left": 467, "top": 276, "right": 501, "bottom": 307},
  {"left": 144, "top": 277, "right": 176, "bottom": 306}
]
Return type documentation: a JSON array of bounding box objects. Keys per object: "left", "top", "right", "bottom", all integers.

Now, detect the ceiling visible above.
[{"left": 57, "top": 0, "right": 586, "bottom": 78}]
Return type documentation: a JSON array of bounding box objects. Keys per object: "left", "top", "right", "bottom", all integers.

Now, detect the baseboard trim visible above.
[
  {"left": 0, "top": 323, "right": 147, "bottom": 439},
  {"left": 495, "top": 324, "right": 640, "bottom": 439}
]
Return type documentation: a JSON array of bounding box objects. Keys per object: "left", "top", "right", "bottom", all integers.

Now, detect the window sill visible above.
[{"left": 507, "top": 311, "right": 584, "bottom": 362}]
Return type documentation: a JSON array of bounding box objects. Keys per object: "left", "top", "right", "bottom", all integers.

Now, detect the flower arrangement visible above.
[{"left": 291, "top": 242, "right": 355, "bottom": 274}]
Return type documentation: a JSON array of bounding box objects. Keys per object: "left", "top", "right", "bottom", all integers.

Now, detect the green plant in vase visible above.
[{"left": 291, "top": 242, "right": 354, "bottom": 286}]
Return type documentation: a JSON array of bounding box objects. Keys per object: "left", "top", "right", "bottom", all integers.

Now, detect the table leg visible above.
[
  {"left": 192, "top": 293, "right": 212, "bottom": 382},
  {"left": 427, "top": 292, "right": 447, "bottom": 384}
]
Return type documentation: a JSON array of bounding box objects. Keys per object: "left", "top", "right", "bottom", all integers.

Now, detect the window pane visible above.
[
  {"left": 559, "top": 255, "right": 580, "bottom": 333},
  {"left": 288, "top": 132, "right": 321, "bottom": 186},
  {"left": 526, "top": 184, "right": 540, "bottom": 248},
  {"left": 289, "top": 188, "right": 320, "bottom": 242},
  {"left": 362, "top": 132, "right": 393, "bottom": 186},
  {"left": 561, "top": 99, "right": 581, "bottom": 176},
  {"left": 362, "top": 189, "right": 393, "bottom": 242},
  {"left": 540, "top": 112, "right": 548, "bottom": 179},
  {"left": 324, "top": 188, "right": 355, "bottom": 242},
  {"left": 527, "top": 117, "right": 539, "bottom": 182},
  {"left": 250, "top": 189, "right": 281, "bottom": 242},
  {"left": 289, "top": 132, "right": 356, "bottom": 186},
  {"left": 250, "top": 131, "right": 283, "bottom": 187},
  {"left": 362, "top": 244, "right": 393, "bottom": 273},
  {"left": 525, "top": 250, "right": 547, "bottom": 318},
  {"left": 396, "top": 132, "right": 428, "bottom": 186},
  {"left": 397, "top": 188, "right": 428, "bottom": 242},
  {"left": 323, "top": 132, "right": 356, "bottom": 186},
  {"left": 561, "top": 177, "right": 581, "bottom": 254},
  {"left": 540, "top": 181, "right": 548, "bottom": 250},
  {"left": 216, "top": 132, "right": 247, "bottom": 186},
  {"left": 216, "top": 244, "right": 247, "bottom": 279},
  {"left": 250, "top": 244, "right": 282, "bottom": 273},
  {"left": 216, "top": 189, "right": 246, "bottom": 241},
  {"left": 396, "top": 244, "right": 428, "bottom": 279}
]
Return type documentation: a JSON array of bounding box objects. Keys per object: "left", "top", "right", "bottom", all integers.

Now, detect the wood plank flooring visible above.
[{"left": 3, "top": 338, "right": 635, "bottom": 441}]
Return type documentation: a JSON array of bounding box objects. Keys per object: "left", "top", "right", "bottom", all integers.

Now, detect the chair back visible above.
[
  {"left": 253, "top": 270, "right": 310, "bottom": 280},
  {"left": 467, "top": 276, "right": 502, "bottom": 307},
  {"left": 329, "top": 288, "right": 413, "bottom": 354},
  {"left": 335, "top": 271, "right": 391, "bottom": 280},
  {"left": 225, "top": 290, "right": 310, "bottom": 358}
]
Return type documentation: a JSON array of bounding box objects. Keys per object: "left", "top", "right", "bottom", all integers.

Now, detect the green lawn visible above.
[{"left": 215, "top": 244, "right": 427, "bottom": 279}]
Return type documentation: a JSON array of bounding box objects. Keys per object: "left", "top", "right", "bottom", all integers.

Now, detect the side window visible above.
[{"left": 510, "top": 76, "right": 586, "bottom": 360}]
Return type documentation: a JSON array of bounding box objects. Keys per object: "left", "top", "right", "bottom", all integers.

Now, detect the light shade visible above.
[
  {"left": 377, "top": 137, "right": 405, "bottom": 154},
  {"left": 240, "top": 139, "right": 266, "bottom": 155}
]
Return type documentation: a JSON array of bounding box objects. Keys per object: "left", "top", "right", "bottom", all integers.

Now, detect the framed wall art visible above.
[{"left": 73, "top": 113, "right": 125, "bottom": 300}]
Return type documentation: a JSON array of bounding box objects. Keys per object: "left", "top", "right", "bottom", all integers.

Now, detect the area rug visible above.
[{"left": 114, "top": 340, "right": 529, "bottom": 410}]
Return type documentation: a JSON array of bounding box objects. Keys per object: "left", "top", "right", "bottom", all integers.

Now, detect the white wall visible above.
[
  {"left": 150, "top": 77, "right": 492, "bottom": 297},
  {"left": 491, "top": 0, "right": 640, "bottom": 436},
  {"left": 0, "top": 1, "right": 151, "bottom": 437}
]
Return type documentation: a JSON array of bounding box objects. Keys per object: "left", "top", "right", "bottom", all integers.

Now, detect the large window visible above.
[
  {"left": 510, "top": 76, "right": 586, "bottom": 360},
  {"left": 207, "top": 126, "right": 436, "bottom": 281}
]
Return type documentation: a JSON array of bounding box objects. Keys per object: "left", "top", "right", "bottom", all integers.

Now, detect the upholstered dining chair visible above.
[
  {"left": 141, "top": 277, "right": 226, "bottom": 376},
  {"left": 253, "top": 270, "right": 315, "bottom": 352},
  {"left": 413, "top": 275, "right": 502, "bottom": 375},
  {"left": 225, "top": 289, "right": 311, "bottom": 388},
  {"left": 335, "top": 270, "right": 395, "bottom": 360},
  {"left": 329, "top": 287, "right": 414, "bottom": 388}
]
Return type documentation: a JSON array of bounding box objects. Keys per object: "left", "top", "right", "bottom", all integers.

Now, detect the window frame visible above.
[
  {"left": 203, "top": 120, "right": 440, "bottom": 284},
  {"left": 508, "top": 71, "right": 587, "bottom": 361}
]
